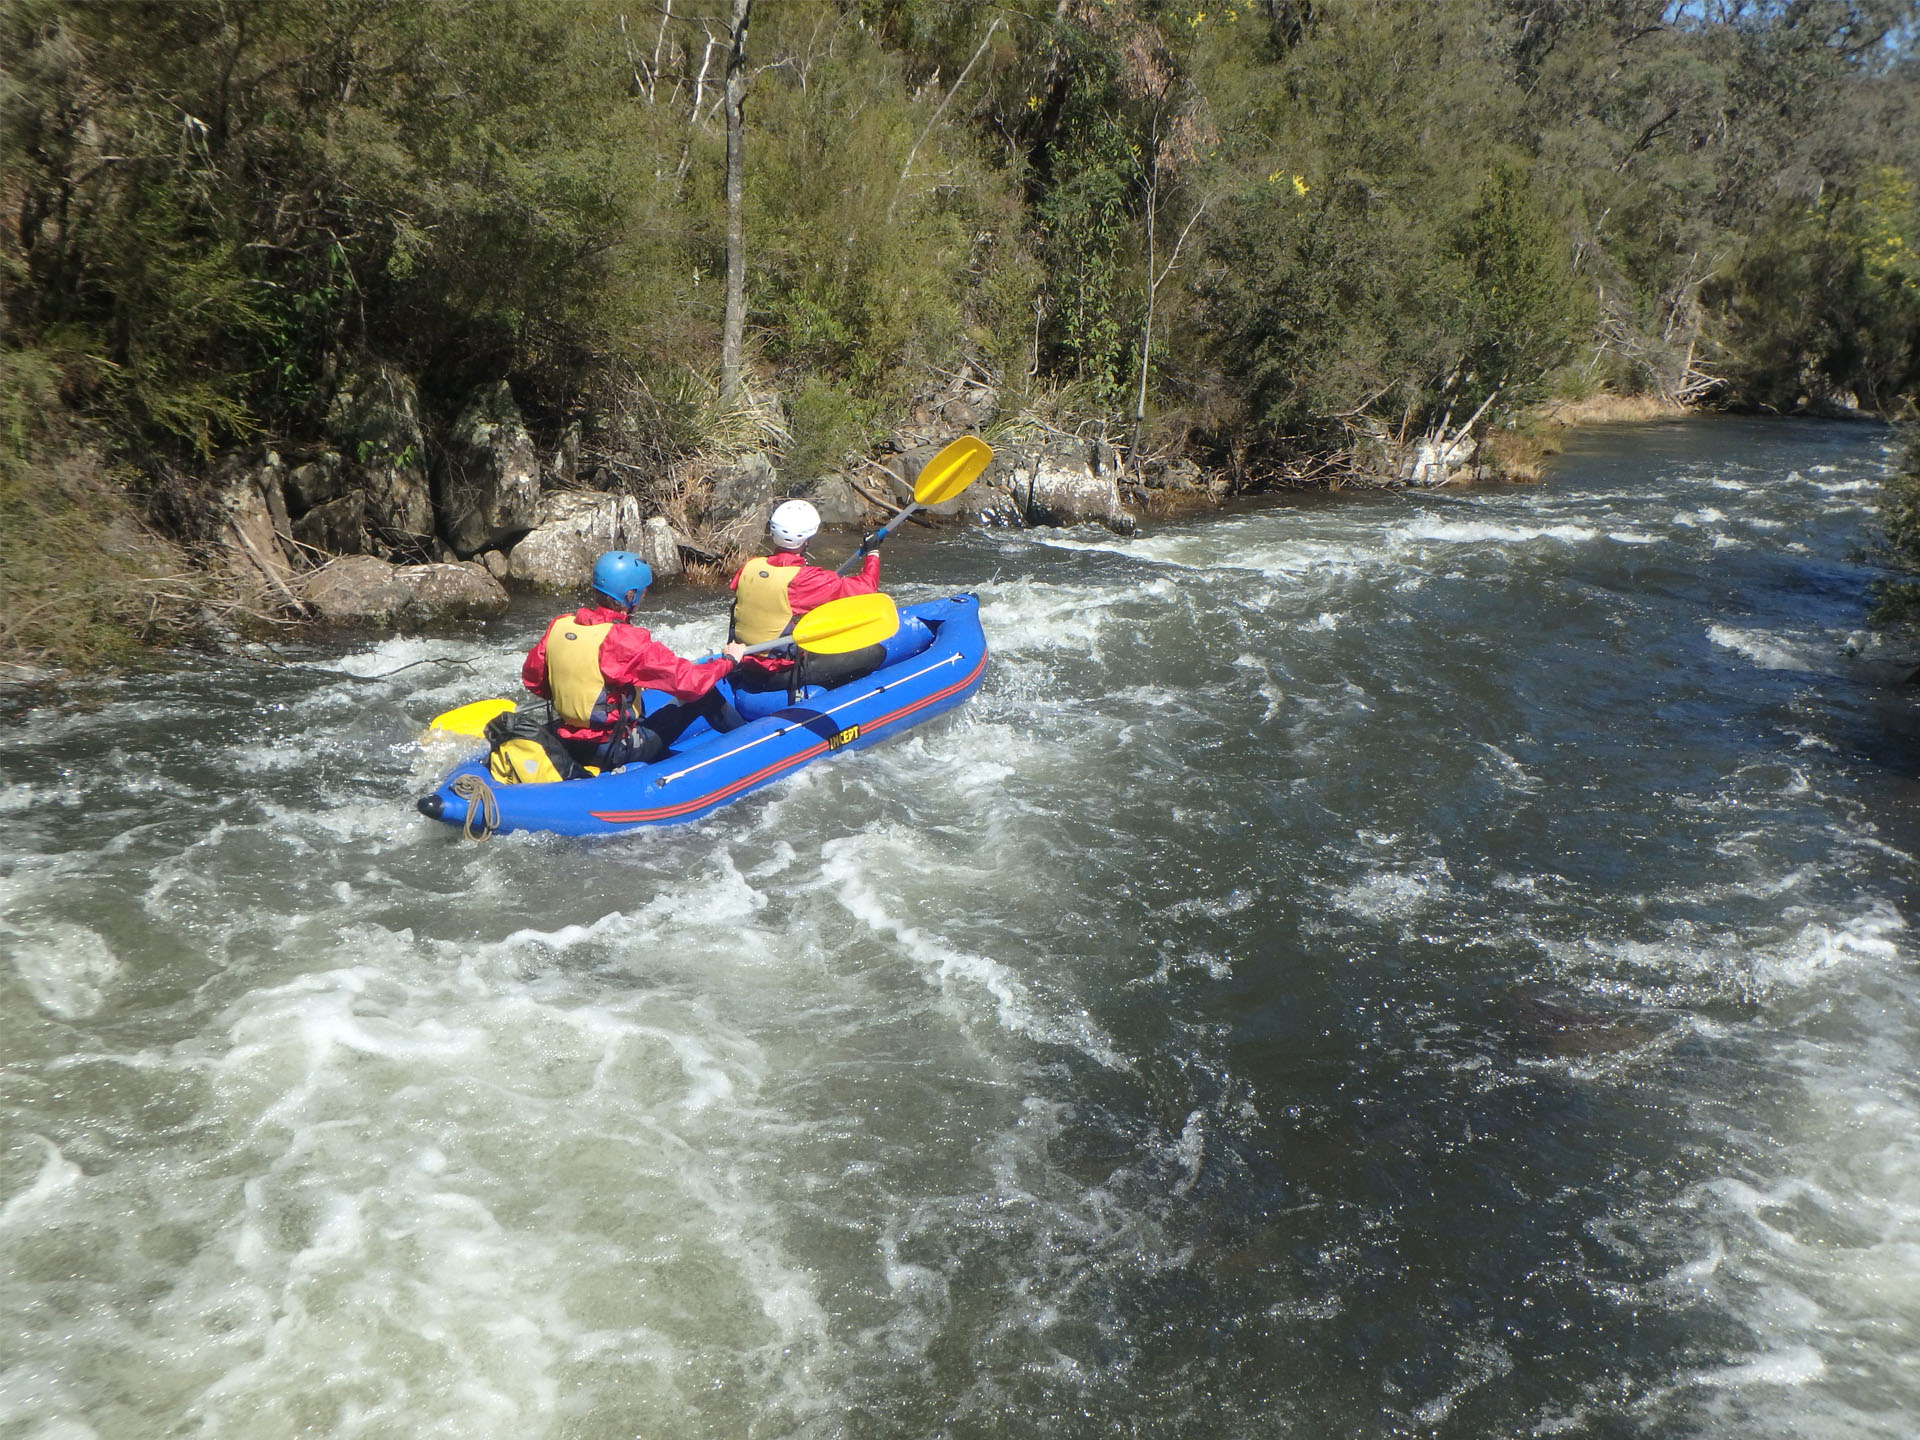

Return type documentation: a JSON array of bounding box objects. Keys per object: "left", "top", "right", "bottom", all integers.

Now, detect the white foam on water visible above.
[
  {"left": 1691, "top": 1344, "right": 1827, "bottom": 1389},
  {"left": 303, "top": 634, "right": 503, "bottom": 680},
  {"left": 0, "top": 1135, "right": 85, "bottom": 1229},
  {"left": 249, "top": 796, "right": 428, "bottom": 849},
  {"left": 1758, "top": 904, "right": 1906, "bottom": 988},
  {"left": 1664, "top": 1055, "right": 1920, "bottom": 1428},
  {"left": 971, "top": 575, "right": 1191, "bottom": 676},
  {"left": 1542, "top": 903, "right": 1906, "bottom": 1005},
  {"left": 1162, "top": 522, "right": 1403, "bottom": 585},
  {"left": 1707, "top": 625, "right": 1822, "bottom": 671},
  {"left": 1327, "top": 857, "right": 1454, "bottom": 921},
  {"left": 5, "top": 420, "right": 1917, "bottom": 1438},
  {"left": 1400, "top": 518, "right": 1600, "bottom": 545},
  {"left": 3, "top": 921, "right": 122, "bottom": 1020},
  {"left": 0, "top": 779, "right": 78, "bottom": 814},
  {"left": 1476, "top": 743, "right": 1544, "bottom": 795},
  {"left": 10, "top": 917, "right": 854, "bottom": 1439},
  {"left": 1412, "top": 1340, "right": 1516, "bottom": 1427},
  {"left": 1025, "top": 528, "right": 1200, "bottom": 569},
  {"left": 819, "top": 831, "right": 1131, "bottom": 1072},
  {"left": 222, "top": 740, "right": 321, "bottom": 774}
]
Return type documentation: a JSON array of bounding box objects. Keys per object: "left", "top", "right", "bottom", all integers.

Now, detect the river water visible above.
[{"left": 3, "top": 418, "right": 1917, "bottom": 1439}]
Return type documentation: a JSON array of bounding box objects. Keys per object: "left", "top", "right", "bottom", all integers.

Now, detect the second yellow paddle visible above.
[{"left": 699, "top": 590, "right": 899, "bottom": 660}]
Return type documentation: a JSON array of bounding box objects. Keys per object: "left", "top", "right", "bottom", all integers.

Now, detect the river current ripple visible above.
[{"left": 3, "top": 418, "right": 1917, "bottom": 1439}]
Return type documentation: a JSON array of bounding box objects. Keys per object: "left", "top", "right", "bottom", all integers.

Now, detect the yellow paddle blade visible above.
[
  {"left": 911, "top": 435, "right": 993, "bottom": 506},
  {"left": 790, "top": 592, "right": 900, "bottom": 654},
  {"left": 428, "top": 697, "right": 516, "bottom": 738}
]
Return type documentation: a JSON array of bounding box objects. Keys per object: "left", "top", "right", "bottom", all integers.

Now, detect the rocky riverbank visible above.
[
  {"left": 198, "top": 359, "right": 1239, "bottom": 631},
  {"left": 2, "top": 354, "right": 1602, "bottom": 675},
  {"left": 194, "top": 355, "right": 1584, "bottom": 633}
]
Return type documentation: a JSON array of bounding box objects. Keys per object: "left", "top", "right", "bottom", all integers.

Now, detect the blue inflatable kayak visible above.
[{"left": 417, "top": 594, "right": 987, "bottom": 837}]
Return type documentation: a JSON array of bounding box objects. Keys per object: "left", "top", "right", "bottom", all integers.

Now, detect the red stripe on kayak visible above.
[{"left": 589, "top": 649, "right": 987, "bottom": 825}]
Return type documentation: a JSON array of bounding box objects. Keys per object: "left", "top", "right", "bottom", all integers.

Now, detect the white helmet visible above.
[{"left": 768, "top": 498, "right": 820, "bottom": 550}]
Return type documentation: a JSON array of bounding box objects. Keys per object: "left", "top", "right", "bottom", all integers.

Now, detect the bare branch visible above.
[{"left": 890, "top": 16, "right": 1003, "bottom": 220}]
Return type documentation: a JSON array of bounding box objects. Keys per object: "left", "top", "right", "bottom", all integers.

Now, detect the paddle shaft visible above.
[
  {"left": 696, "top": 590, "right": 898, "bottom": 663},
  {"left": 833, "top": 436, "right": 991, "bottom": 575},
  {"left": 835, "top": 506, "right": 919, "bottom": 576},
  {"left": 694, "top": 635, "right": 802, "bottom": 663}
]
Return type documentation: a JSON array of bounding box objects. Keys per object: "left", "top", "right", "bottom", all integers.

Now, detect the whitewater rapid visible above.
[{"left": 3, "top": 417, "right": 1917, "bottom": 1439}]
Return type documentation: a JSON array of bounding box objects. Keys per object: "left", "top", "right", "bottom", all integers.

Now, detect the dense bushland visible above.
[
  {"left": 3, "top": 0, "right": 1918, "bottom": 663},
  {"left": 1874, "top": 424, "right": 1920, "bottom": 621}
]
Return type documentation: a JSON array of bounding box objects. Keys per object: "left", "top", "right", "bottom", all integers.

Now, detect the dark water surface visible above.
[{"left": 4, "top": 418, "right": 1918, "bottom": 1438}]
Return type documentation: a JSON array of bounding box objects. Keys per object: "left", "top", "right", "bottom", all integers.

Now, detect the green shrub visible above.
[{"left": 784, "top": 379, "right": 878, "bottom": 483}]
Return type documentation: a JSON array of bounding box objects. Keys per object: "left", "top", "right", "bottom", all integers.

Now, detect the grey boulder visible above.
[
  {"left": 298, "top": 555, "right": 507, "bottom": 627},
  {"left": 437, "top": 381, "right": 543, "bottom": 556}
]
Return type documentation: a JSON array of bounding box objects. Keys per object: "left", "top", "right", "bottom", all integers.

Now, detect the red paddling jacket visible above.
[{"left": 523, "top": 605, "right": 735, "bottom": 745}]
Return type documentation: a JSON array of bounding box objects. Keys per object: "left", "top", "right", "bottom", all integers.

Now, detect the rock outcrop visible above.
[
  {"left": 999, "top": 442, "right": 1137, "bottom": 534},
  {"left": 637, "top": 516, "right": 688, "bottom": 579},
  {"left": 1407, "top": 433, "right": 1478, "bottom": 486},
  {"left": 322, "top": 361, "right": 434, "bottom": 555},
  {"left": 437, "top": 381, "right": 542, "bottom": 556},
  {"left": 705, "top": 451, "right": 779, "bottom": 548},
  {"left": 800, "top": 475, "right": 867, "bottom": 528},
  {"left": 297, "top": 555, "right": 507, "bottom": 626},
  {"left": 214, "top": 450, "right": 305, "bottom": 613},
  {"left": 189, "top": 343, "right": 1223, "bottom": 643},
  {"left": 508, "top": 490, "right": 644, "bottom": 591},
  {"left": 1126, "top": 455, "right": 1220, "bottom": 503}
]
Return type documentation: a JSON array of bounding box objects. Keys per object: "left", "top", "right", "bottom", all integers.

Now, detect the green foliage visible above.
[
  {"left": 5, "top": 0, "right": 1908, "bottom": 473},
  {"left": 784, "top": 378, "right": 879, "bottom": 482},
  {"left": 1451, "top": 161, "right": 1593, "bottom": 407},
  {"left": 747, "top": 12, "right": 956, "bottom": 385},
  {"left": 1713, "top": 167, "right": 1920, "bottom": 411},
  {"left": 1, "top": 0, "right": 656, "bottom": 447},
  {"left": 1192, "top": 0, "right": 1546, "bottom": 444},
  {"left": 2, "top": 0, "right": 1919, "bottom": 670},
  {"left": 1029, "top": 44, "right": 1142, "bottom": 405},
  {"left": 1872, "top": 426, "right": 1920, "bottom": 624}
]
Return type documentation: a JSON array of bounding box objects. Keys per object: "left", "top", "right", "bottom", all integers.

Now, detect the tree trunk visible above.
[{"left": 719, "top": 0, "right": 752, "bottom": 401}]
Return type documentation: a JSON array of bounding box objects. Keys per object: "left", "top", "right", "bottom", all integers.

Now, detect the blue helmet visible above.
[{"left": 591, "top": 551, "right": 653, "bottom": 608}]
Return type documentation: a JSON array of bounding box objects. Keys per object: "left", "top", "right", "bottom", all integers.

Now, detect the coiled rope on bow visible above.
[{"left": 450, "top": 773, "right": 501, "bottom": 841}]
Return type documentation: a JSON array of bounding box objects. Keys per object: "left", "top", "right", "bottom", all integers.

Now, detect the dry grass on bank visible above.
[
  {"left": 1474, "top": 391, "right": 1691, "bottom": 483},
  {"left": 1535, "top": 393, "right": 1690, "bottom": 426},
  {"left": 0, "top": 437, "right": 210, "bottom": 671}
]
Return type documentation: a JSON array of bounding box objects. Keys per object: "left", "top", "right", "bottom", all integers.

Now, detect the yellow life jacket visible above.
[
  {"left": 543, "top": 617, "right": 618, "bottom": 728},
  {"left": 731, "top": 559, "right": 802, "bottom": 645}
]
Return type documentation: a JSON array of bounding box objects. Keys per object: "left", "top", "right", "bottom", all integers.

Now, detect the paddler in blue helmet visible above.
[{"left": 521, "top": 551, "right": 748, "bottom": 769}]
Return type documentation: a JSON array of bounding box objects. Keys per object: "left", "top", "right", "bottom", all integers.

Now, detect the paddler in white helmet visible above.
[
  {"left": 728, "top": 499, "right": 887, "bottom": 693},
  {"left": 522, "top": 551, "right": 748, "bottom": 769}
]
